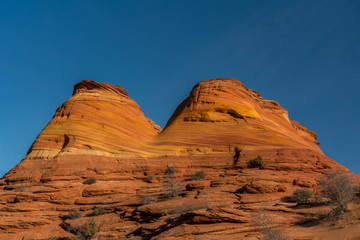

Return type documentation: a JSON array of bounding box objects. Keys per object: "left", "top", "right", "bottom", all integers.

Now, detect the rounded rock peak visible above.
[
  {"left": 189, "top": 78, "right": 250, "bottom": 96},
  {"left": 73, "top": 80, "right": 128, "bottom": 97},
  {"left": 194, "top": 77, "right": 248, "bottom": 88}
]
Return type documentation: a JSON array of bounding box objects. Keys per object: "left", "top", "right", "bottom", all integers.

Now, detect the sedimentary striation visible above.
[
  {"left": 157, "top": 78, "right": 321, "bottom": 154},
  {"left": 27, "top": 80, "right": 159, "bottom": 159},
  {"left": 0, "top": 78, "right": 353, "bottom": 240}
]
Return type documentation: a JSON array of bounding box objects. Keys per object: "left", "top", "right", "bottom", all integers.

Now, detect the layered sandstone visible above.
[
  {"left": 157, "top": 78, "right": 321, "bottom": 154},
  {"left": 0, "top": 78, "right": 354, "bottom": 240},
  {"left": 27, "top": 80, "right": 159, "bottom": 159},
  {"left": 16, "top": 78, "right": 323, "bottom": 162}
]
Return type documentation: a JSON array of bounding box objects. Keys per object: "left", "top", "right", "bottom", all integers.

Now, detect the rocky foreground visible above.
[{"left": 0, "top": 78, "right": 357, "bottom": 239}]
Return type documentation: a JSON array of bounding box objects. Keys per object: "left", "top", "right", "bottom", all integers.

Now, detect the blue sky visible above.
[{"left": 0, "top": 0, "right": 359, "bottom": 177}]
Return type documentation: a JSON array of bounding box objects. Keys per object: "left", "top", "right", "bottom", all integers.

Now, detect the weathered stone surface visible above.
[
  {"left": 0, "top": 78, "right": 353, "bottom": 239},
  {"left": 293, "top": 177, "right": 318, "bottom": 188},
  {"left": 0, "top": 216, "right": 52, "bottom": 231},
  {"left": 239, "top": 180, "right": 286, "bottom": 194},
  {"left": 157, "top": 78, "right": 323, "bottom": 154},
  {"left": 27, "top": 80, "right": 159, "bottom": 159}
]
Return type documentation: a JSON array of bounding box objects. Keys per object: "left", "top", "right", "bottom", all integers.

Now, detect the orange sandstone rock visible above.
[
  {"left": 26, "top": 80, "right": 159, "bottom": 159},
  {"left": 157, "top": 78, "right": 322, "bottom": 154},
  {"left": 0, "top": 78, "right": 353, "bottom": 240}
]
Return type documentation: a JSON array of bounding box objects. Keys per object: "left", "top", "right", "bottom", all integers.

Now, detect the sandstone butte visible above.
[{"left": 0, "top": 78, "right": 358, "bottom": 240}]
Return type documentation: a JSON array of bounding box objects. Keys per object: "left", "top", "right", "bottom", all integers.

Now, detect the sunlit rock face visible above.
[
  {"left": 0, "top": 78, "right": 350, "bottom": 240},
  {"left": 26, "top": 80, "right": 159, "bottom": 159},
  {"left": 3, "top": 80, "right": 160, "bottom": 184},
  {"left": 23, "top": 78, "right": 323, "bottom": 160},
  {"left": 2, "top": 78, "right": 332, "bottom": 184},
  {"left": 157, "top": 78, "right": 321, "bottom": 154}
]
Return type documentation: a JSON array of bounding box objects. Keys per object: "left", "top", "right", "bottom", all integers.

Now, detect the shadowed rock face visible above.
[{"left": 0, "top": 78, "right": 351, "bottom": 240}]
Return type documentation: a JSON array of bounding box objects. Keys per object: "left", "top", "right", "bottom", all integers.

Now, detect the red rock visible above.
[
  {"left": 0, "top": 78, "right": 353, "bottom": 239},
  {"left": 0, "top": 216, "right": 52, "bottom": 230},
  {"left": 239, "top": 180, "right": 286, "bottom": 194},
  {"left": 157, "top": 78, "right": 322, "bottom": 154},
  {"left": 25, "top": 80, "right": 159, "bottom": 160},
  {"left": 293, "top": 177, "right": 318, "bottom": 188}
]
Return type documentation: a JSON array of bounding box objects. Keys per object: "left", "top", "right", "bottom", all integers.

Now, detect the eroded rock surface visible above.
[
  {"left": 0, "top": 78, "right": 354, "bottom": 240},
  {"left": 159, "top": 78, "right": 322, "bottom": 154}
]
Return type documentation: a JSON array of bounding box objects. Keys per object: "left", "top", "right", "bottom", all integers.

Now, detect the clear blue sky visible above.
[{"left": 1, "top": 0, "right": 359, "bottom": 177}]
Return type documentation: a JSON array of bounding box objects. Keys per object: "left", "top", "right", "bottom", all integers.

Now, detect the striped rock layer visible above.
[
  {"left": 0, "top": 78, "right": 349, "bottom": 240},
  {"left": 25, "top": 78, "right": 322, "bottom": 161}
]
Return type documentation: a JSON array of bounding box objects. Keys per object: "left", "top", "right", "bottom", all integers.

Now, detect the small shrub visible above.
[
  {"left": 291, "top": 189, "right": 313, "bottom": 204},
  {"left": 67, "top": 218, "right": 99, "bottom": 239},
  {"left": 163, "top": 188, "right": 181, "bottom": 198},
  {"left": 251, "top": 210, "right": 288, "bottom": 240},
  {"left": 318, "top": 170, "right": 355, "bottom": 214},
  {"left": 165, "top": 166, "right": 176, "bottom": 175},
  {"left": 16, "top": 185, "right": 26, "bottom": 192},
  {"left": 191, "top": 170, "right": 206, "bottom": 180},
  {"left": 146, "top": 175, "right": 154, "bottom": 183},
  {"left": 248, "top": 155, "right": 264, "bottom": 168},
  {"left": 143, "top": 195, "right": 154, "bottom": 205},
  {"left": 83, "top": 177, "right": 96, "bottom": 185},
  {"left": 163, "top": 166, "right": 182, "bottom": 198},
  {"left": 68, "top": 211, "right": 81, "bottom": 219},
  {"left": 85, "top": 218, "right": 98, "bottom": 238},
  {"left": 91, "top": 207, "right": 105, "bottom": 216},
  {"left": 163, "top": 176, "right": 181, "bottom": 198}
]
